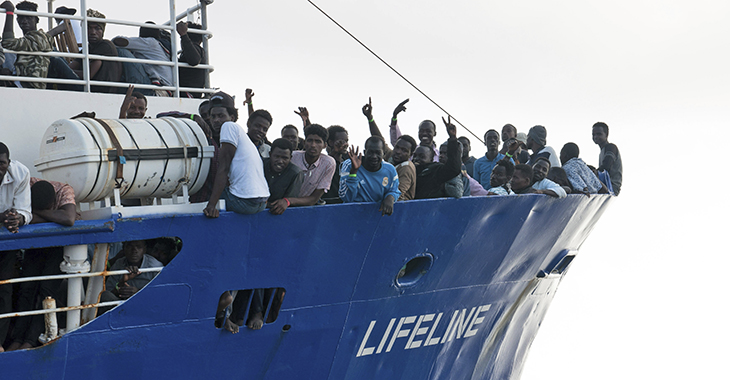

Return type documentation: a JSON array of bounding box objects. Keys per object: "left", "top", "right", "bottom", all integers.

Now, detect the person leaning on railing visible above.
[
  {"left": 0, "top": 142, "right": 31, "bottom": 353},
  {"left": 176, "top": 21, "right": 206, "bottom": 98}
]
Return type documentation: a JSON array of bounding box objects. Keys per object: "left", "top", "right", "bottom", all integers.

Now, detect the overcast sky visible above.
[{"left": 56, "top": 0, "right": 730, "bottom": 378}]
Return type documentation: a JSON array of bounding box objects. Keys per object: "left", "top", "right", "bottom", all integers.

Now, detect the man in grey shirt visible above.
[{"left": 113, "top": 23, "right": 173, "bottom": 88}]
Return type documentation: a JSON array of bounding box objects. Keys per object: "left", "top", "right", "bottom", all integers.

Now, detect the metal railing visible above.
[
  {"left": 0, "top": 243, "right": 163, "bottom": 340},
  {"left": 1, "top": 0, "right": 214, "bottom": 97}
]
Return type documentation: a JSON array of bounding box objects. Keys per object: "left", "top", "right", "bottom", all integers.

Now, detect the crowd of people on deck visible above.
[
  {"left": 0, "top": 0, "right": 624, "bottom": 349},
  {"left": 0, "top": 86, "right": 623, "bottom": 345},
  {"left": 0, "top": 2, "right": 207, "bottom": 97}
]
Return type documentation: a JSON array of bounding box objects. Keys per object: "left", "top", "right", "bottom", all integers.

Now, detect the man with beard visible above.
[
  {"left": 264, "top": 138, "right": 303, "bottom": 215},
  {"left": 412, "top": 117, "right": 462, "bottom": 199},
  {"left": 531, "top": 157, "right": 566, "bottom": 198},
  {"left": 473, "top": 129, "right": 512, "bottom": 189},
  {"left": 362, "top": 98, "right": 417, "bottom": 201},
  {"left": 339, "top": 137, "right": 400, "bottom": 215}
]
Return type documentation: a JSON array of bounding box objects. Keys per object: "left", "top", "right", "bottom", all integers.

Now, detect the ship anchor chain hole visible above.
[{"left": 395, "top": 254, "right": 434, "bottom": 288}]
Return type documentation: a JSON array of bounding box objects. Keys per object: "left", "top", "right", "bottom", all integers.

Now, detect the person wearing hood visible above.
[{"left": 525, "top": 125, "right": 560, "bottom": 168}]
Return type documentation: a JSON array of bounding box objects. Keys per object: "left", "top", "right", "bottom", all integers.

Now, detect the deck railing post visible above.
[
  {"left": 170, "top": 0, "right": 180, "bottom": 97},
  {"left": 201, "top": 1, "right": 210, "bottom": 91},
  {"left": 80, "top": 0, "right": 90, "bottom": 92},
  {"left": 61, "top": 244, "right": 90, "bottom": 331}
]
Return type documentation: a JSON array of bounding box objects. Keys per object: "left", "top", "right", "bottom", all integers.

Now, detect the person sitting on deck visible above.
[
  {"left": 321, "top": 125, "right": 349, "bottom": 204},
  {"left": 458, "top": 136, "right": 477, "bottom": 177},
  {"left": 473, "top": 129, "right": 512, "bottom": 189},
  {"left": 525, "top": 125, "right": 560, "bottom": 168},
  {"left": 280, "top": 124, "right": 303, "bottom": 151},
  {"left": 119, "top": 85, "right": 147, "bottom": 119},
  {"left": 339, "top": 136, "right": 400, "bottom": 215},
  {"left": 176, "top": 21, "right": 206, "bottom": 98},
  {"left": 112, "top": 22, "right": 173, "bottom": 92},
  {"left": 99, "top": 240, "right": 163, "bottom": 314},
  {"left": 69, "top": 9, "right": 121, "bottom": 94},
  {"left": 7, "top": 179, "right": 76, "bottom": 351},
  {"left": 510, "top": 164, "right": 536, "bottom": 195},
  {"left": 362, "top": 97, "right": 418, "bottom": 201},
  {"left": 0, "top": 142, "right": 30, "bottom": 353},
  {"left": 531, "top": 157, "right": 567, "bottom": 198},
  {"left": 265, "top": 138, "right": 303, "bottom": 215},
  {"left": 413, "top": 117, "right": 462, "bottom": 199},
  {"left": 290, "top": 124, "right": 336, "bottom": 206},
  {"left": 487, "top": 160, "right": 515, "bottom": 196},
  {"left": 0, "top": 1, "right": 53, "bottom": 89},
  {"left": 203, "top": 92, "right": 269, "bottom": 217},
  {"left": 592, "top": 121, "right": 622, "bottom": 195}
]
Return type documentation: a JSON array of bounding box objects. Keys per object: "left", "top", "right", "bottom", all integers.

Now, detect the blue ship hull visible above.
[{"left": 0, "top": 194, "right": 611, "bottom": 379}]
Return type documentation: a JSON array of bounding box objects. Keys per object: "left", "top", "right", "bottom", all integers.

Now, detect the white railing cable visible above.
[
  {"left": 0, "top": 301, "right": 123, "bottom": 320},
  {"left": 0, "top": 267, "right": 163, "bottom": 286}
]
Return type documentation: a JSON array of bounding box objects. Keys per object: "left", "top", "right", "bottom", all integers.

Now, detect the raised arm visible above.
[
  {"left": 437, "top": 116, "right": 462, "bottom": 182},
  {"left": 294, "top": 107, "right": 311, "bottom": 129},
  {"left": 1, "top": 1, "right": 15, "bottom": 40},
  {"left": 177, "top": 21, "right": 202, "bottom": 66},
  {"left": 389, "top": 99, "right": 408, "bottom": 146},
  {"left": 338, "top": 147, "right": 362, "bottom": 202},
  {"left": 362, "top": 97, "right": 383, "bottom": 139},
  {"left": 244, "top": 88, "right": 254, "bottom": 117},
  {"left": 119, "top": 85, "right": 135, "bottom": 119}
]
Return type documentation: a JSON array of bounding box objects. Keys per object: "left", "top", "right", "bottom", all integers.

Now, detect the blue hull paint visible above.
[{"left": 0, "top": 194, "right": 611, "bottom": 379}]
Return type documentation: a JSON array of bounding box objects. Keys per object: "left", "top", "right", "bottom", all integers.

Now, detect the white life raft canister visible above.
[{"left": 34, "top": 117, "right": 214, "bottom": 203}]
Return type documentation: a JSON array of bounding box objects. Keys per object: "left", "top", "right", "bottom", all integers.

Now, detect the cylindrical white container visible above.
[{"left": 34, "top": 118, "right": 213, "bottom": 202}]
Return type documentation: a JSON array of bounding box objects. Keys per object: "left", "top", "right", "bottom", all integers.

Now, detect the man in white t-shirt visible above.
[{"left": 203, "top": 92, "right": 270, "bottom": 217}]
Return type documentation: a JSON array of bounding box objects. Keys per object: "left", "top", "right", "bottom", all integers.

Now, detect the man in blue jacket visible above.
[{"left": 339, "top": 136, "right": 400, "bottom": 216}]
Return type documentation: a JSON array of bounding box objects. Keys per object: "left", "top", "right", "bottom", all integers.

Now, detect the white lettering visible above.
[
  {"left": 386, "top": 316, "right": 417, "bottom": 352},
  {"left": 354, "top": 303, "right": 493, "bottom": 358},
  {"left": 424, "top": 312, "right": 443, "bottom": 346},
  {"left": 445, "top": 307, "right": 477, "bottom": 343},
  {"left": 375, "top": 318, "right": 396, "bottom": 354},
  {"left": 464, "top": 304, "right": 491, "bottom": 338},
  {"left": 440, "top": 310, "right": 459, "bottom": 344},
  {"left": 405, "top": 314, "right": 434, "bottom": 349},
  {"left": 356, "top": 320, "right": 378, "bottom": 357}
]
